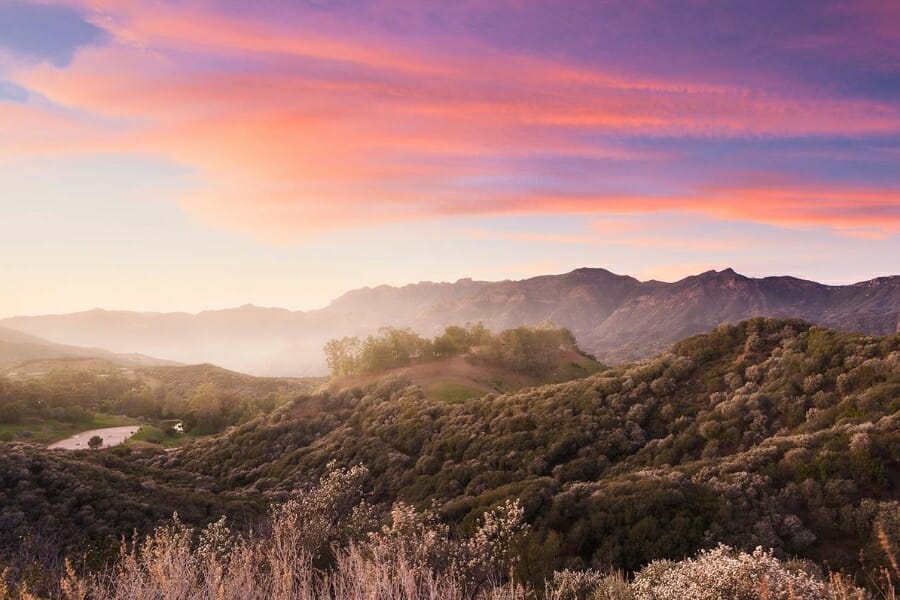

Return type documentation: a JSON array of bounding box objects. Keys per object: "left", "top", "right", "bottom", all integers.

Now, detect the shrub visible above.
[{"left": 631, "top": 545, "right": 860, "bottom": 600}]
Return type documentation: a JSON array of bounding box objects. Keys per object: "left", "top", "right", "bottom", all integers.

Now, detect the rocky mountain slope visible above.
[{"left": 2, "top": 268, "right": 897, "bottom": 375}]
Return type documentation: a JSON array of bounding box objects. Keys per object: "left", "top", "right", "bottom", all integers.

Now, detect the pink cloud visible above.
[
  {"left": 465, "top": 226, "right": 749, "bottom": 252},
  {"left": 3, "top": 1, "right": 899, "bottom": 240}
]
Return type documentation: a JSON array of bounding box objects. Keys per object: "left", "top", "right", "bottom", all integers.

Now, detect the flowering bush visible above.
[{"left": 631, "top": 545, "right": 861, "bottom": 600}]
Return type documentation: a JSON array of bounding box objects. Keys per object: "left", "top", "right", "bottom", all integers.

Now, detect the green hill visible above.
[
  {"left": 150, "top": 318, "right": 899, "bottom": 577},
  {"left": 0, "top": 360, "right": 322, "bottom": 445},
  {"left": 0, "top": 326, "right": 175, "bottom": 374},
  {"left": 323, "top": 324, "right": 605, "bottom": 402}
]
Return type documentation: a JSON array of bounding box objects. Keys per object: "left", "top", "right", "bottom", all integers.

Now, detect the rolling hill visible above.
[
  {"left": 0, "top": 326, "right": 176, "bottom": 373},
  {"left": 323, "top": 345, "right": 605, "bottom": 403},
  {"left": 1, "top": 268, "right": 897, "bottom": 376},
  {"left": 86, "top": 319, "right": 900, "bottom": 576}
]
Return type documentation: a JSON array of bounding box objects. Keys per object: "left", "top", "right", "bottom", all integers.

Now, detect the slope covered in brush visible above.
[{"left": 155, "top": 318, "right": 899, "bottom": 576}]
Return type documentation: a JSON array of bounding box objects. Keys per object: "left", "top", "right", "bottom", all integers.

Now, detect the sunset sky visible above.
[{"left": 1, "top": 0, "right": 899, "bottom": 317}]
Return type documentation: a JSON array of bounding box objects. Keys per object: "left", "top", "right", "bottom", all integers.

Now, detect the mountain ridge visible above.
[
  {"left": 1, "top": 267, "right": 898, "bottom": 376},
  {"left": 0, "top": 326, "right": 177, "bottom": 371}
]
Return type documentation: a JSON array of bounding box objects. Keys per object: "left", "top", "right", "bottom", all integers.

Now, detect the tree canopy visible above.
[{"left": 323, "top": 323, "right": 586, "bottom": 377}]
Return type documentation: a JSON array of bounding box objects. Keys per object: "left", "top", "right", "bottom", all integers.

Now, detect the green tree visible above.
[
  {"left": 87, "top": 435, "right": 103, "bottom": 450},
  {"left": 433, "top": 326, "right": 471, "bottom": 358},
  {"left": 183, "top": 383, "right": 250, "bottom": 435},
  {"left": 0, "top": 402, "right": 24, "bottom": 425},
  {"left": 324, "top": 336, "right": 362, "bottom": 376},
  {"left": 359, "top": 327, "right": 431, "bottom": 372}
]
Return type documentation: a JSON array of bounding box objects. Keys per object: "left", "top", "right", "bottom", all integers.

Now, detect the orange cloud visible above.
[{"left": 476, "top": 186, "right": 900, "bottom": 238}]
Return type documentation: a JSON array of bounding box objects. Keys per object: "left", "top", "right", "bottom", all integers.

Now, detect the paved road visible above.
[{"left": 48, "top": 426, "right": 141, "bottom": 450}]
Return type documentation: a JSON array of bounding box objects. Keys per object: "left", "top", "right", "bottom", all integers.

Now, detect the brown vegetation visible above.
[{"left": 4, "top": 465, "right": 897, "bottom": 599}]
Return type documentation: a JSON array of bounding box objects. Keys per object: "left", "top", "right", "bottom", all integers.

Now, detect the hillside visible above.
[
  {"left": 0, "top": 360, "right": 320, "bottom": 446},
  {"left": 0, "top": 318, "right": 897, "bottom": 595},
  {"left": 148, "top": 318, "right": 899, "bottom": 577},
  {"left": 2, "top": 268, "right": 898, "bottom": 376},
  {"left": 325, "top": 348, "right": 605, "bottom": 403},
  {"left": 0, "top": 327, "right": 175, "bottom": 373},
  {"left": 0, "top": 442, "right": 249, "bottom": 574},
  {"left": 134, "top": 363, "right": 323, "bottom": 400}
]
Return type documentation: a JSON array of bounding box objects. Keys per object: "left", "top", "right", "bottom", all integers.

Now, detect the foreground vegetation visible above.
[
  {"left": 5, "top": 465, "right": 893, "bottom": 599},
  {"left": 161, "top": 319, "right": 899, "bottom": 580}
]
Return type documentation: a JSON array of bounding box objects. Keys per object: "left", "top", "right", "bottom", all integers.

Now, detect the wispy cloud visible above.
[{"left": 1, "top": 0, "right": 898, "bottom": 242}]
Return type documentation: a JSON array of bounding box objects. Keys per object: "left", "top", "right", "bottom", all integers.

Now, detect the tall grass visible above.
[{"left": 2, "top": 465, "right": 894, "bottom": 600}]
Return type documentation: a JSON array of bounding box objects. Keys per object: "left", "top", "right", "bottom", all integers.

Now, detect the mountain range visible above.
[{"left": 2, "top": 267, "right": 898, "bottom": 376}]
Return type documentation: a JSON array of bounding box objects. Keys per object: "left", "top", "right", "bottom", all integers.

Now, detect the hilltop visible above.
[
  {"left": 322, "top": 325, "right": 606, "bottom": 402},
  {"left": 1, "top": 268, "right": 897, "bottom": 376}
]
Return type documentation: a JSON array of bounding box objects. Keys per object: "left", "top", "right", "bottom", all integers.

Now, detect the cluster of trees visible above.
[
  {"left": 324, "top": 324, "right": 585, "bottom": 376},
  {"left": 0, "top": 370, "right": 159, "bottom": 426},
  {"left": 0, "top": 365, "right": 311, "bottom": 436},
  {"left": 180, "top": 382, "right": 283, "bottom": 435}
]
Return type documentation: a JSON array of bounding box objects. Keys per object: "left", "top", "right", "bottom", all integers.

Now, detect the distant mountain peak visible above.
[
  {"left": 565, "top": 266, "right": 641, "bottom": 283},
  {"left": 704, "top": 267, "right": 737, "bottom": 276}
]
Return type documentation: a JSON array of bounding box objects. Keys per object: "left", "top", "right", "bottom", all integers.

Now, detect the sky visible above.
[{"left": 1, "top": 0, "right": 898, "bottom": 317}]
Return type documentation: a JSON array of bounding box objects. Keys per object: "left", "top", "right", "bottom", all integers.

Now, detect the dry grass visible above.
[{"left": 2, "top": 467, "right": 897, "bottom": 599}]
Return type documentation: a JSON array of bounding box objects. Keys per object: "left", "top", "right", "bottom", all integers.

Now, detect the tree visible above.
[
  {"left": 183, "top": 383, "right": 248, "bottom": 435},
  {"left": 87, "top": 435, "right": 103, "bottom": 450},
  {"left": 0, "top": 402, "right": 24, "bottom": 425},
  {"left": 324, "top": 336, "right": 362, "bottom": 376},
  {"left": 360, "top": 327, "right": 431, "bottom": 372},
  {"left": 433, "top": 326, "right": 471, "bottom": 358}
]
